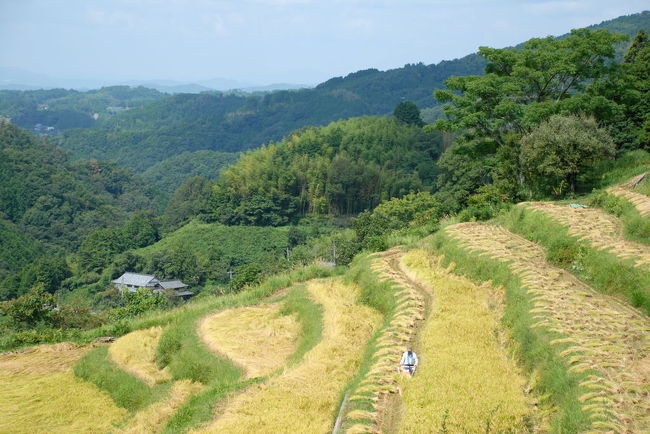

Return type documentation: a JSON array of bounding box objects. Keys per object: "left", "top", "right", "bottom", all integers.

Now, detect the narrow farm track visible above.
[
  {"left": 109, "top": 326, "right": 171, "bottom": 386},
  {"left": 198, "top": 303, "right": 300, "bottom": 378},
  {"left": 343, "top": 248, "right": 427, "bottom": 433},
  {"left": 0, "top": 343, "right": 127, "bottom": 433},
  {"left": 446, "top": 223, "right": 650, "bottom": 432},
  {"left": 194, "top": 279, "right": 380, "bottom": 433},
  {"left": 520, "top": 202, "right": 650, "bottom": 267}
]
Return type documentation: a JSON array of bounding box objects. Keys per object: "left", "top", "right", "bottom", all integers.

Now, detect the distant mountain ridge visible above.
[{"left": 10, "top": 11, "right": 650, "bottom": 172}]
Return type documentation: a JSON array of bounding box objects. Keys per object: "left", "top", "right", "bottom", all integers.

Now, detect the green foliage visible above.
[
  {"left": 0, "top": 86, "right": 164, "bottom": 133},
  {"left": 430, "top": 232, "right": 592, "bottom": 432},
  {"left": 228, "top": 263, "right": 263, "bottom": 292},
  {"left": 210, "top": 116, "right": 443, "bottom": 225},
  {"left": 458, "top": 185, "right": 511, "bottom": 222},
  {"left": 0, "top": 218, "right": 41, "bottom": 283},
  {"left": 354, "top": 192, "right": 442, "bottom": 249},
  {"left": 78, "top": 212, "right": 160, "bottom": 272},
  {"left": 0, "top": 286, "right": 56, "bottom": 327},
  {"left": 520, "top": 115, "right": 615, "bottom": 196},
  {"left": 393, "top": 101, "right": 424, "bottom": 126},
  {"left": 0, "top": 121, "right": 158, "bottom": 253},
  {"left": 162, "top": 177, "right": 214, "bottom": 229},
  {"left": 110, "top": 289, "right": 168, "bottom": 320},
  {"left": 501, "top": 207, "right": 650, "bottom": 314},
  {"left": 142, "top": 150, "right": 239, "bottom": 196},
  {"left": 33, "top": 256, "right": 71, "bottom": 294}
]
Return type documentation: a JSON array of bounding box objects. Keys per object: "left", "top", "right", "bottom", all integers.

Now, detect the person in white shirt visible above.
[{"left": 400, "top": 347, "right": 419, "bottom": 376}]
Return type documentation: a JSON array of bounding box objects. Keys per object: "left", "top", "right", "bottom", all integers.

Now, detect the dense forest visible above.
[
  {"left": 210, "top": 115, "right": 443, "bottom": 225},
  {"left": 0, "top": 86, "right": 165, "bottom": 133}
]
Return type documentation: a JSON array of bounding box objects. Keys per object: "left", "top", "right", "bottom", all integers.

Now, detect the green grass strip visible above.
[
  {"left": 429, "top": 231, "right": 592, "bottom": 433},
  {"left": 74, "top": 345, "right": 170, "bottom": 412},
  {"left": 500, "top": 206, "right": 650, "bottom": 314},
  {"left": 160, "top": 264, "right": 338, "bottom": 432},
  {"left": 590, "top": 190, "right": 650, "bottom": 245},
  {"left": 279, "top": 285, "right": 324, "bottom": 365}
]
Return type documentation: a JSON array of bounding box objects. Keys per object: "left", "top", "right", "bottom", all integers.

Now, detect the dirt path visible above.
[
  {"left": 342, "top": 248, "right": 429, "bottom": 433},
  {"left": 520, "top": 202, "right": 650, "bottom": 267},
  {"left": 446, "top": 222, "right": 650, "bottom": 432}
]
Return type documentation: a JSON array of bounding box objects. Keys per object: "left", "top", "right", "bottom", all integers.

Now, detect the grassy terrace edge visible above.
[
  {"left": 427, "top": 230, "right": 592, "bottom": 432},
  {"left": 499, "top": 206, "right": 650, "bottom": 314},
  {"left": 160, "top": 264, "right": 338, "bottom": 432}
]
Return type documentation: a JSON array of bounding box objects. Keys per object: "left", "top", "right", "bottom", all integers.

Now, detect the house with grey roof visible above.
[{"left": 112, "top": 272, "right": 194, "bottom": 299}]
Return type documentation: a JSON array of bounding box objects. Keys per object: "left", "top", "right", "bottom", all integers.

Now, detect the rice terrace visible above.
[{"left": 2, "top": 5, "right": 650, "bottom": 434}]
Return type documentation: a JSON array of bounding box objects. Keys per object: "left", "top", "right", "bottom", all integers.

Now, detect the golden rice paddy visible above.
[
  {"left": 109, "top": 326, "right": 171, "bottom": 386},
  {"left": 119, "top": 380, "right": 203, "bottom": 433},
  {"left": 445, "top": 222, "right": 650, "bottom": 432},
  {"left": 398, "top": 249, "right": 532, "bottom": 433},
  {"left": 0, "top": 343, "right": 127, "bottom": 433},
  {"left": 198, "top": 303, "right": 301, "bottom": 378},
  {"left": 193, "top": 279, "right": 381, "bottom": 433},
  {"left": 520, "top": 201, "right": 650, "bottom": 267}
]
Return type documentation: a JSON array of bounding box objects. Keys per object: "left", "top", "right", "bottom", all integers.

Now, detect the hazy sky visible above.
[{"left": 1, "top": 0, "right": 647, "bottom": 85}]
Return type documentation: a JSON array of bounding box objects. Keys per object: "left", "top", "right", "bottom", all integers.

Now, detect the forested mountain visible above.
[
  {"left": 0, "top": 120, "right": 158, "bottom": 255},
  {"left": 51, "top": 11, "right": 649, "bottom": 172},
  {"left": 141, "top": 150, "right": 239, "bottom": 196},
  {"left": 0, "top": 86, "right": 165, "bottom": 134},
  {"left": 209, "top": 116, "right": 443, "bottom": 225}
]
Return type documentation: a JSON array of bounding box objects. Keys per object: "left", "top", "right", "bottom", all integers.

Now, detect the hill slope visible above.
[{"left": 55, "top": 11, "right": 650, "bottom": 172}]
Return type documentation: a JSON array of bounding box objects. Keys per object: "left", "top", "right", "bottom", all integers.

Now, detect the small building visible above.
[{"left": 112, "top": 272, "right": 194, "bottom": 299}]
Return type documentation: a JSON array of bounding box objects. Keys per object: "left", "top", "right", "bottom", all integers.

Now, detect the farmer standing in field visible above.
[{"left": 400, "top": 347, "right": 418, "bottom": 376}]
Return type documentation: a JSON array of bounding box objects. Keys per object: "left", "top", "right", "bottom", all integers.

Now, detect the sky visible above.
[{"left": 0, "top": 0, "right": 648, "bottom": 86}]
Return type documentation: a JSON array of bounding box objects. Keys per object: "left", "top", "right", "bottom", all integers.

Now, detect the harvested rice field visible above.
[
  {"left": 109, "top": 326, "right": 171, "bottom": 386},
  {"left": 398, "top": 249, "right": 533, "bottom": 433},
  {"left": 609, "top": 185, "right": 650, "bottom": 216},
  {"left": 198, "top": 302, "right": 301, "bottom": 378},
  {"left": 193, "top": 279, "right": 381, "bottom": 433},
  {"left": 119, "top": 380, "right": 203, "bottom": 433},
  {"left": 343, "top": 248, "right": 427, "bottom": 433},
  {"left": 520, "top": 201, "right": 650, "bottom": 267},
  {"left": 0, "top": 343, "right": 127, "bottom": 433},
  {"left": 445, "top": 222, "right": 650, "bottom": 432}
]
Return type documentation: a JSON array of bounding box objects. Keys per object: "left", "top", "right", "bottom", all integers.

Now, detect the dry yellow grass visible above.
[
  {"left": 520, "top": 201, "right": 650, "bottom": 267},
  {"left": 343, "top": 249, "right": 426, "bottom": 433},
  {"left": 608, "top": 173, "right": 650, "bottom": 217},
  {"left": 119, "top": 380, "right": 203, "bottom": 433},
  {"left": 445, "top": 222, "right": 650, "bottom": 432},
  {"left": 109, "top": 326, "right": 171, "bottom": 386},
  {"left": 198, "top": 303, "right": 300, "bottom": 378},
  {"left": 0, "top": 343, "right": 127, "bottom": 433},
  {"left": 398, "top": 249, "right": 532, "bottom": 433},
  {"left": 193, "top": 279, "right": 381, "bottom": 433}
]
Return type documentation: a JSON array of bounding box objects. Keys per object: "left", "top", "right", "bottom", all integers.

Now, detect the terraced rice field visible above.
[
  {"left": 0, "top": 343, "right": 127, "bottom": 433},
  {"left": 343, "top": 248, "right": 427, "bottom": 433},
  {"left": 445, "top": 222, "right": 650, "bottom": 432},
  {"left": 610, "top": 186, "right": 650, "bottom": 216},
  {"left": 109, "top": 326, "right": 171, "bottom": 386},
  {"left": 398, "top": 249, "right": 533, "bottom": 432},
  {"left": 194, "top": 279, "right": 380, "bottom": 433},
  {"left": 198, "top": 303, "right": 300, "bottom": 378},
  {"left": 520, "top": 201, "right": 650, "bottom": 267},
  {"left": 119, "top": 380, "right": 202, "bottom": 433},
  {"left": 608, "top": 174, "right": 650, "bottom": 217}
]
